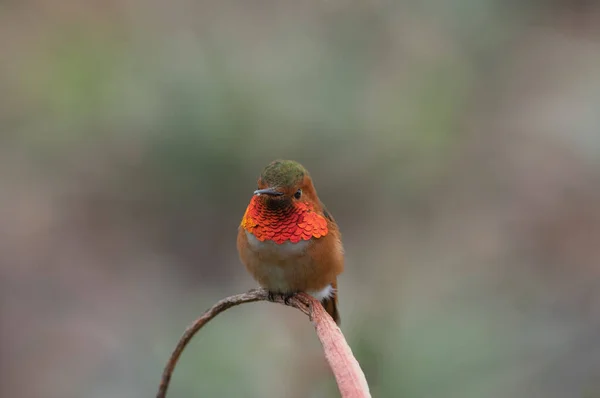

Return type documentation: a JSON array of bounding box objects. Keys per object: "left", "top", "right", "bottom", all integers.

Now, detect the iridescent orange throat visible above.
[{"left": 241, "top": 196, "right": 328, "bottom": 244}]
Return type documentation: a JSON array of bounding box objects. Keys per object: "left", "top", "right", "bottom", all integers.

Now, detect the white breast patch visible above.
[{"left": 245, "top": 231, "right": 311, "bottom": 256}]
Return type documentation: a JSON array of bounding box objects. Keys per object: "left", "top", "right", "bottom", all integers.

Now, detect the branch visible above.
[{"left": 156, "top": 288, "right": 371, "bottom": 398}]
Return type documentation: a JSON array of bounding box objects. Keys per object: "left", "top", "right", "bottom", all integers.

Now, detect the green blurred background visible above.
[{"left": 2, "top": 1, "right": 600, "bottom": 397}]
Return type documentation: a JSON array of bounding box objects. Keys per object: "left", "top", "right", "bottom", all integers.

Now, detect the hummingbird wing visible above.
[
  {"left": 320, "top": 201, "right": 336, "bottom": 223},
  {"left": 317, "top": 201, "right": 343, "bottom": 325}
]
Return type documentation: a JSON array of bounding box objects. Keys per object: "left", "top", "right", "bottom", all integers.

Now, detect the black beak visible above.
[{"left": 254, "top": 187, "right": 284, "bottom": 196}]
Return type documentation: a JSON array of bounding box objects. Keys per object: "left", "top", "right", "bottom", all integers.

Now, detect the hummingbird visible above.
[{"left": 237, "top": 160, "right": 344, "bottom": 324}]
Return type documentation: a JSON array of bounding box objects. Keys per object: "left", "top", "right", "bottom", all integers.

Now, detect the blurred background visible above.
[{"left": 2, "top": 1, "right": 600, "bottom": 397}]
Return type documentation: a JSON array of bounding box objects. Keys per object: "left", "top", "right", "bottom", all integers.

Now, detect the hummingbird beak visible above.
[{"left": 254, "top": 187, "right": 284, "bottom": 196}]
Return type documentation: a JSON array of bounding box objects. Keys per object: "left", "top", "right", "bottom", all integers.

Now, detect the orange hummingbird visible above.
[{"left": 237, "top": 160, "right": 344, "bottom": 324}]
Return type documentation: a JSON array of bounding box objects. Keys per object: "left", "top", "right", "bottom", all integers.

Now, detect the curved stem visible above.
[{"left": 156, "top": 289, "right": 370, "bottom": 398}]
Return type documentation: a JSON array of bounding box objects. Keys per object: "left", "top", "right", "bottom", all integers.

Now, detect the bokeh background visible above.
[{"left": 2, "top": 1, "right": 600, "bottom": 397}]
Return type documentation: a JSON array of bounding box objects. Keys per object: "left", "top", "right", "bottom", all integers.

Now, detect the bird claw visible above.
[
  {"left": 283, "top": 292, "right": 297, "bottom": 305},
  {"left": 266, "top": 291, "right": 298, "bottom": 304}
]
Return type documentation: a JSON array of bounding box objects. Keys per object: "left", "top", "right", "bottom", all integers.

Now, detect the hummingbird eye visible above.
[{"left": 294, "top": 189, "right": 302, "bottom": 199}]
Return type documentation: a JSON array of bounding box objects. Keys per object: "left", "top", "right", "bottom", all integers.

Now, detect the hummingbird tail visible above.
[{"left": 321, "top": 279, "right": 340, "bottom": 325}]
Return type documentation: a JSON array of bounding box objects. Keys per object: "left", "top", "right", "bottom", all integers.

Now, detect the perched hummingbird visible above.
[{"left": 237, "top": 160, "right": 344, "bottom": 324}]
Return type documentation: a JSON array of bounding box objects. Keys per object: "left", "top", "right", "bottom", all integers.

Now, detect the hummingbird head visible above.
[
  {"left": 241, "top": 160, "right": 328, "bottom": 243},
  {"left": 253, "top": 160, "right": 319, "bottom": 206}
]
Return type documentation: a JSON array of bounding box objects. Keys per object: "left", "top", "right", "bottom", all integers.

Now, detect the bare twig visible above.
[{"left": 156, "top": 288, "right": 371, "bottom": 398}]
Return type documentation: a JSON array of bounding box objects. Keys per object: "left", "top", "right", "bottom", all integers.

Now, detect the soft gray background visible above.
[{"left": 2, "top": 1, "right": 600, "bottom": 397}]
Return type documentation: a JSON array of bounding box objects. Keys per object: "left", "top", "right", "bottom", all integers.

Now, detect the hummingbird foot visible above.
[
  {"left": 282, "top": 291, "right": 298, "bottom": 305},
  {"left": 266, "top": 291, "right": 298, "bottom": 304}
]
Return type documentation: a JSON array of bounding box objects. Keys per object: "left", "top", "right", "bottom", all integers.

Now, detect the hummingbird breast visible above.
[
  {"left": 238, "top": 196, "right": 340, "bottom": 293},
  {"left": 245, "top": 230, "right": 311, "bottom": 256},
  {"left": 240, "top": 229, "right": 326, "bottom": 293}
]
